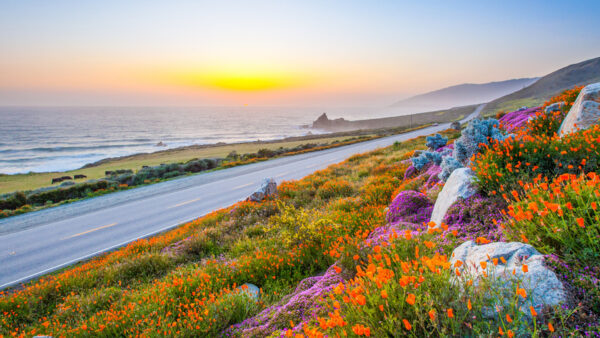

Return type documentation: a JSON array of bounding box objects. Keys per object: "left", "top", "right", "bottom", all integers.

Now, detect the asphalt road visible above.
[{"left": 0, "top": 104, "right": 483, "bottom": 290}]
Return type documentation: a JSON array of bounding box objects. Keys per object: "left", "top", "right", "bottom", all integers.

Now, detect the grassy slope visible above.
[
  {"left": 0, "top": 128, "right": 445, "bottom": 336},
  {"left": 0, "top": 135, "right": 365, "bottom": 194},
  {"left": 482, "top": 56, "right": 600, "bottom": 116}
]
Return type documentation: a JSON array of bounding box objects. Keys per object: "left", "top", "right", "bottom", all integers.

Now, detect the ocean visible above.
[{"left": 0, "top": 106, "right": 390, "bottom": 174}]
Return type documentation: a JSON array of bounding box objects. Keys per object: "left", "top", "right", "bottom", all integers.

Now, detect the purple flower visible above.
[
  {"left": 386, "top": 190, "right": 433, "bottom": 224},
  {"left": 498, "top": 107, "right": 541, "bottom": 132},
  {"left": 441, "top": 194, "right": 506, "bottom": 243}
]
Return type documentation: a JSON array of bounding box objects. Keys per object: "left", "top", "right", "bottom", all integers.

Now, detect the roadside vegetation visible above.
[
  {"left": 2, "top": 87, "right": 599, "bottom": 336},
  {"left": 0, "top": 135, "right": 381, "bottom": 219}
]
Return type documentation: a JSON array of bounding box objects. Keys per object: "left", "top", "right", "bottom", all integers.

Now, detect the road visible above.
[{"left": 0, "top": 104, "right": 483, "bottom": 290}]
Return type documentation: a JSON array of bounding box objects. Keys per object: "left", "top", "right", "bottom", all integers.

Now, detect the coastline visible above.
[{"left": 0, "top": 122, "right": 433, "bottom": 195}]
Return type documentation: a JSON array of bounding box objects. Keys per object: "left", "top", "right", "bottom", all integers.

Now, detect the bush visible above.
[
  {"left": 438, "top": 156, "right": 462, "bottom": 181},
  {"left": 426, "top": 133, "right": 448, "bottom": 150},
  {"left": 505, "top": 173, "right": 600, "bottom": 264},
  {"left": 317, "top": 179, "right": 354, "bottom": 200},
  {"left": 26, "top": 180, "right": 113, "bottom": 206},
  {"left": 412, "top": 151, "right": 443, "bottom": 170},
  {"left": 0, "top": 191, "right": 27, "bottom": 210},
  {"left": 473, "top": 124, "right": 600, "bottom": 195},
  {"left": 265, "top": 201, "right": 331, "bottom": 248},
  {"left": 524, "top": 86, "right": 581, "bottom": 137},
  {"left": 452, "top": 118, "right": 507, "bottom": 165}
]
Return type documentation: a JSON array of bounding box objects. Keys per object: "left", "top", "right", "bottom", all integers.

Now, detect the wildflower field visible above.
[{"left": 1, "top": 87, "right": 599, "bottom": 337}]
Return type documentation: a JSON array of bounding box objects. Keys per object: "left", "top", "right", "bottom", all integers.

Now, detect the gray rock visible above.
[
  {"left": 451, "top": 241, "right": 566, "bottom": 319},
  {"left": 248, "top": 178, "right": 277, "bottom": 202},
  {"left": 238, "top": 283, "right": 260, "bottom": 300},
  {"left": 559, "top": 82, "right": 600, "bottom": 136},
  {"left": 450, "top": 121, "right": 461, "bottom": 130},
  {"left": 544, "top": 101, "right": 565, "bottom": 113},
  {"left": 429, "top": 168, "right": 476, "bottom": 228}
]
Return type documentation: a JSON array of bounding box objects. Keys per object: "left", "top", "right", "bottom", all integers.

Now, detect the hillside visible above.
[
  {"left": 312, "top": 104, "right": 477, "bottom": 132},
  {"left": 2, "top": 87, "right": 600, "bottom": 336},
  {"left": 391, "top": 78, "right": 538, "bottom": 110},
  {"left": 483, "top": 56, "right": 600, "bottom": 115}
]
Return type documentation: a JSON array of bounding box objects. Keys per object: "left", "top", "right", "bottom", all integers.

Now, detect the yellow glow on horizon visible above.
[{"left": 157, "top": 67, "right": 309, "bottom": 92}]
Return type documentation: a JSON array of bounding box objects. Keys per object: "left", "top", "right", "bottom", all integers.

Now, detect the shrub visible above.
[
  {"left": 439, "top": 156, "right": 462, "bottom": 181},
  {"left": 265, "top": 201, "right": 332, "bottom": 248},
  {"left": 525, "top": 86, "right": 581, "bottom": 137},
  {"left": 317, "top": 179, "right": 354, "bottom": 200},
  {"left": 426, "top": 133, "right": 448, "bottom": 150},
  {"left": 452, "top": 118, "right": 507, "bottom": 165},
  {"left": 473, "top": 124, "right": 600, "bottom": 195},
  {"left": 26, "top": 180, "right": 113, "bottom": 206},
  {"left": 411, "top": 151, "right": 443, "bottom": 170},
  {"left": 505, "top": 173, "right": 600, "bottom": 265}
]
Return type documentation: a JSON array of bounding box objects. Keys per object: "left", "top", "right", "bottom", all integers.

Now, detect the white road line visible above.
[
  {"left": 167, "top": 198, "right": 202, "bottom": 209},
  {"left": 0, "top": 218, "right": 194, "bottom": 290},
  {"left": 275, "top": 171, "right": 291, "bottom": 177},
  {"left": 61, "top": 223, "right": 118, "bottom": 240},
  {"left": 232, "top": 182, "right": 254, "bottom": 189}
]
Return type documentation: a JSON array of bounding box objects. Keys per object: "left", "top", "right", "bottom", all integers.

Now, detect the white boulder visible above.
[
  {"left": 559, "top": 82, "right": 600, "bottom": 136},
  {"left": 247, "top": 178, "right": 277, "bottom": 202},
  {"left": 429, "top": 168, "right": 476, "bottom": 228},
  {"left": 451, "top": 241, "right": 566, "bottom": 318}
]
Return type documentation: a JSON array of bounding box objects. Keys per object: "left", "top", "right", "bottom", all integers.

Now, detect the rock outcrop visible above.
[
  {"left": 430, "top": 168, "right": 476, "bottom": 228},
  {"left": 248, "top": 178, "right": 277, "bottom": 202},
  {"left": 559, "top": 82, "right": 600, "bottom": 136},
  {"left": 451, "top": 241, "right": 566, "bottom": 318},
  {"left": 311, "top": 113, "right": 348, "bottom": 129}
]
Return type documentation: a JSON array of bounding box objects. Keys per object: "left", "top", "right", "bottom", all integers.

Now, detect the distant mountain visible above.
[
  {"left": 483, "top": 56, "right": 600, "bottom": 115},
  {"left": 391, "top": 78, "right": 539, "bottom": 110}
]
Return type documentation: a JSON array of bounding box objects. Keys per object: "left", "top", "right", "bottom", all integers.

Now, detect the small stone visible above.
[{"left": 247, "top": 178, "right": 277, "bottom": 202}]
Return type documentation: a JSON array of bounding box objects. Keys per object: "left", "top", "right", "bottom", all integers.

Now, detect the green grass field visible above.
[{"left": 0, "top": 135, "right": 365, "bottom": 194}]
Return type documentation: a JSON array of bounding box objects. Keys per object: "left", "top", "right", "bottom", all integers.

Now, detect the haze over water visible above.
[{"left": 0, "top": 106, "right": 396, "bottom": 174}]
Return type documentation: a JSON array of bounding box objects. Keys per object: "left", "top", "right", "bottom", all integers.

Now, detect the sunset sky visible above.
[{"left": 1, "top": 0, "right": 599, "bottom": 106}]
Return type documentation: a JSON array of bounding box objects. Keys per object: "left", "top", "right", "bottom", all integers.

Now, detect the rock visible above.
[
  {"left": 559, "top": 82, "right": 600, "bottom": 136},
  {"left": 311, "top": 113, "right": 348, "bottom": 129},
  {"left": 238, "top": 283, "right": 261, "bottom": 300},
  {"left": 247, "top": 178, "right": 277, "bottom": 202},
  {"left": 451, "top": 241, "right": 566, "bottom": 318},
  {"left": 156, "top": 141, "right": 167, "bottom": 147},
  {"left": 545, "top": 102, "right": 565, "bottom": 113},
  {"left": 429, "top": 168, "right": 476, "bottom": 228},
  {"left": 450, "top": 121, "right": 461, "bottom": 130}
]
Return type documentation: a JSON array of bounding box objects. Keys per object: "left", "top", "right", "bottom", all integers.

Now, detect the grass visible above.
[{"left": 481, "top": 97, "right": 543, "bottom": 117}]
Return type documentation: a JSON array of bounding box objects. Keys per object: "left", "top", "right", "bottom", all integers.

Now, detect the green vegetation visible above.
[{"left": 482, "top": 56, "right": 600, "bottom": 116}]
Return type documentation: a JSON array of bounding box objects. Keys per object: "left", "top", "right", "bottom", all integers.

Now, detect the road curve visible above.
[{"left": 0, "top": 104, "right": 484, "bottom": 290}]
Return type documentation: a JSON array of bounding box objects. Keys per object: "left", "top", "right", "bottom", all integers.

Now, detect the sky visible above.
[{"left": 1, "top": 0, "right": 599, "bottom": 107}]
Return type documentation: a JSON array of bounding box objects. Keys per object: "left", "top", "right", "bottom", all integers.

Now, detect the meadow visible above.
[{"left": 1, "top": 87, "right": 599, "bottom": 337}]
